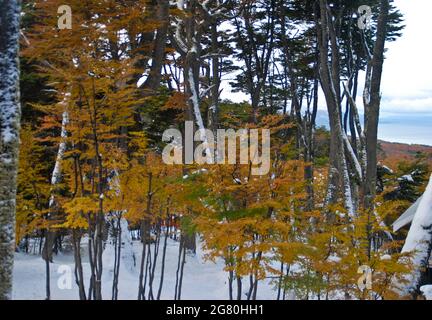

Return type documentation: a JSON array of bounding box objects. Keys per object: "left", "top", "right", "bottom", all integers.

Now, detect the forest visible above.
[{"left": 0, "top": 0, "right": 432, "bottom": 301}]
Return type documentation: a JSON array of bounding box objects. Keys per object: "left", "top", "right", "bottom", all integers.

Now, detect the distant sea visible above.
[
  {"left": 379, "top": 114, "right": 431, "bottom": 146},
  {"left": 315, "top": 111, "right": 432, "bottom": 146}
]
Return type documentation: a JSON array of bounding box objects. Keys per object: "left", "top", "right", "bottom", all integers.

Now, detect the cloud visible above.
[
  {"left": 380, "top": 0, "right": 432, "bottom": 114},
  {"left": 381, "top": 97, "right": 432, "bottom": 114}
]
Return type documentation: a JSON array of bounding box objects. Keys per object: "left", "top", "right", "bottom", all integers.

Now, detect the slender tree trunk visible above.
[
  {"left": 42, "top": 229, "right": 53, "bottom": 300},
  {"left": 228, "top": 269, "right": 234, "bottom": 300},
  {"left": 138, "top": 173, "right": 153, "bottom": 300},
  {"left": 277, "top": 262, "right": 284, "bottom": 300},
  {"left": 143, "top": 244, "right": 151, "bottom": 300},
  {"left": 87, "top": 214, "right": 96, "bottom": 300},
  {"left": 42, "top": 108, "right": 69, "bottom": 300},
  {"left": 148, "top": 221, "right": 161, "bottom": 300},
  {"left": 111, "top": 215, "right": 122, "bottom": 300},
  {"left": 156, "top": 216, "right": 169, "bottom": 300},
  {"left": 363, "top": 0, "right": 390, "bottom": 212},
  {"left": 174, "top": 237, "right": 184, "bottom": 300},
  {"left": 72, "top": 229, "right": 86, "bottom": 300},
  {"left": 177, "top": 236, "right": 187, "bottom": 300},
  {"left": 236, "top": 274, "right": 242, "bottom": 300},
  {"left": 208, "top": 22, "right": 220, "bottom": 134},
  {"left": 137, "top": 222, "right": 148, "bottom": 300},
  {"left": 44, "top": 233, "right": 51, "bottom": 300},
  {"left": 88, "top": 78, "right": 105, "bottom": 300}
]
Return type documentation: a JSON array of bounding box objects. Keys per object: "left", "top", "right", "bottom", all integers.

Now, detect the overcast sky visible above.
[
  {"left": 381, "top": 0, "right": 431, "bottom": 113},
  {"left": 221, "top": 0, "right": 432, "bottom": 145}
]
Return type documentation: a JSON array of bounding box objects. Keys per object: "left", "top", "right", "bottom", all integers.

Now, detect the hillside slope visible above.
[{"left": 378, "top": 140, "right": 432, "bottom": 166}]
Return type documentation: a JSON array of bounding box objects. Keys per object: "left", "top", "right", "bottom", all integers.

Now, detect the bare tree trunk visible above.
[
  {"left": 177, "top": 236, "right": 187, "bottom": 300},
  {"left": 174, "top": 236, "right": 186, "bottom": 300},
  {"left": 87, "top": 214, "right": 96, "bottom": 300},
  {"left": 138, "top": 173, "right": 153, "bottom": 300},
  {"left": 111, "top": 214, "right": 122, "bottom": 300},
  {"left": 0, "top": 0, "right": 21, "bottom": 300},
  {"left": 156, "top": 215, "right": 169, "bottom": 300},
  {"left": 143, "top": 244, "right": 151, "bottom": 299},
  {"left": 42, "top": 109, "right": 69, "bottom": 300},
  {"left": 236, "top": 274, "right": 242, "bottom": 300},
  {"left": 148, "top": 220, "right": 161, "bottom": 300},
  {"left": 142, "top": 0, "right": 169, "bottom": 93},
  {"left": 42, "top": 229, "right": 54, "bottom": 300},
  {"left": 208, "top": 22, "right": 221, "bottom": 134},
  {"left": 72, "top": 229, "right": 86, "bottom": 300},
  {"left": 276, "top": 262, "right": 284, "bottom": 300},
  {"left": 88, "top": 78, "right": 106, "bottom": 300},
  {"left": 228, "top": 269, "right": 234, "bottom": 300},
  {"left": 363, "top": 0, "right": 390, "bottom": 212},
  {"left": 316, "top": 0, "right": 355, "bottom": 215},
  {"left": 138, "top": 221, "right": 148, "bottom": 300}
]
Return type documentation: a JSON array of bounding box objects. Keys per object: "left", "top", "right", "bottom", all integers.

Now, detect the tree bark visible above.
[
  {"left": 363, "top": 0, "right": 390, "bottom": 212},
  {"left": 142, "top": 0, "right": 169, "bottom": 93},
  {"left": 316, "top": 0, "right": 355, "bottom": 215},
  {"left": 0, "top": 0, "right": 21, "bottom": 300}
]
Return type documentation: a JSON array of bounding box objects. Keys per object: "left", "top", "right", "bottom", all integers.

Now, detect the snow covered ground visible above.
[{"left": 12, "top": 236, "right": 280, "bottom": 300}]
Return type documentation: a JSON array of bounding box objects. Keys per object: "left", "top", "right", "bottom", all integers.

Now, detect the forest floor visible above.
[{"left": 12, "top": 235, "right": 281, "bottom": 300}]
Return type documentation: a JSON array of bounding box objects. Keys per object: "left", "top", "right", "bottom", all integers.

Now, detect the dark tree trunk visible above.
[
  {"left": 142, "top": 0, "right": 169, "bottom": 93},
  {"left": 72, "top": 229, "right": 86, "bottom": 300},
  {"left": 156, "top": 216, "right": 169, "bottom": 300},
  {"left": 363, "top": 0, "right": 390, "bottom": 212}
]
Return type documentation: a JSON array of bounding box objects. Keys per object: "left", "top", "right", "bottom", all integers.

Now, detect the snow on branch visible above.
[{"left": 395, "top": 174, "right": 432, "bottom": 297}]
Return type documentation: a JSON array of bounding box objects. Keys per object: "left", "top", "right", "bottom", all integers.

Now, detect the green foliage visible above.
[
  {"left": 138, "top": 87, "right": 181, "bottom": 150},
  {"left": 384, "top": 154, "right": 430, "bottom": 202}
]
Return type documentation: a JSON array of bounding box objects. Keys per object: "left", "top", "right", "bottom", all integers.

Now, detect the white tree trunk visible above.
[
  {"left": 188, "top": 69, "right": 213, "bottom": 163},
  {"left": 49, "top": 109, "right": 69, "bottom": 207},
  {"left": 0, "top": 0, "right": 21, "bottom": 300}
]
